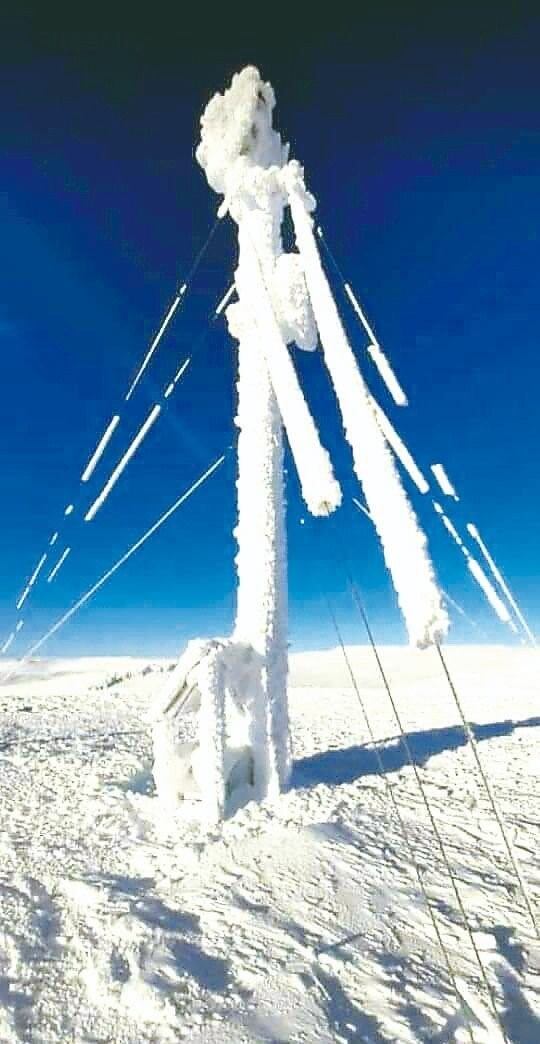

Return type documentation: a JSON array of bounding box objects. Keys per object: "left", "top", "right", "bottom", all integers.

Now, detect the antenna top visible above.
[{"left": 196, "top": 66, "right": 288, "bottom": 196}]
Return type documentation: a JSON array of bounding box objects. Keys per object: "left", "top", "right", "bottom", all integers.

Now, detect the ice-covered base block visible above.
[{"left": 151, "top": 638, "right": 278, "bottom": 822}]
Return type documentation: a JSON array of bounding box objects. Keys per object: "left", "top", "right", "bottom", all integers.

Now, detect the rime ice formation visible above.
[
  {"left": 152, "top": 638, "right": 267, "bottom": 822},
  {"left": 284, "top": 161, "right": 447, "bottom": 647},
  {"left": 153, "top": 67, "right": 342, "bottom": 821},
  {"left": 152, "top": 65, "right": 447, "bottom": 822}
]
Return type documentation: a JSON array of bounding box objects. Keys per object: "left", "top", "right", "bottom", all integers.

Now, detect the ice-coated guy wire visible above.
[
  {"left": 3, "top": 218, "right": 222, "bottom": 649},
  {"left": 331, "top": 575, "right": 510, "bottom": 1041},
  {"left": 0, "top": 452, "right": 227, "bottom": 685},
  {"left": 315, "top": 224, "right": 408, "bottom": 407},
  {"left": 435, "top": 640, "right": 539, "bottom": 941},
  {"left": 324, "top": 592, "right": 500, "bottom": 1044}
]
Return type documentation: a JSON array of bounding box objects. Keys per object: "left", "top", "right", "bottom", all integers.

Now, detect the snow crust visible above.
[{"left": 1, "top": 650, "right": 539, "bottom": 1042}]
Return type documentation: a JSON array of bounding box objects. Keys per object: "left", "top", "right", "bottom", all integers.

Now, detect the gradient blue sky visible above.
[{"left": 1, "top": 7, "right": 539, "bottom": 656}]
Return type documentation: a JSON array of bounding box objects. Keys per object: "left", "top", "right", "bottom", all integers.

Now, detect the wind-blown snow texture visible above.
[{"left": 0, "top": 649, "right": 538, "bottom": 1042}]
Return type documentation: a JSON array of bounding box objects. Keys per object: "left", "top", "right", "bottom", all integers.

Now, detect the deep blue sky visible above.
[{"left": 1, "top": 6, "right": 539, "bottom": 656}]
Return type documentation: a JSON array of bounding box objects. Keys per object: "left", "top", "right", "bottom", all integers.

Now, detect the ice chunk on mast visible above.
[
  {"left": 196, "top": 66, "right": 286, "bottom": 197},
  {"left": 286, "top": 170, "right": 447, "bottom": 647}
]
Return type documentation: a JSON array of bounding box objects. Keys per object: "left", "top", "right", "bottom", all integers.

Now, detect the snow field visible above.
[{"left": 0, "top": 647, "right": 538, "bottom": 1042}]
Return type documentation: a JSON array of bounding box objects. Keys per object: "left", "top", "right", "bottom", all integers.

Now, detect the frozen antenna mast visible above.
[{"left": 153, "top": 67, "right": 446, "bottom": 823}]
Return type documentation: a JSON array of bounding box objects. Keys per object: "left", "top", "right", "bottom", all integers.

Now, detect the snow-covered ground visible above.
[{"left": 0, "top": 646, "right": 539, "bottom": 1042}]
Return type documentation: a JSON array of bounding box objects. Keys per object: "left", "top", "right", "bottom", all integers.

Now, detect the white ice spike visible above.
[{"left": 287, "top": 176, "right": 447, "bottom": 647}]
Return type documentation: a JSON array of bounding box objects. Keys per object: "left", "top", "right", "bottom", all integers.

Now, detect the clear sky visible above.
[{"left": 1, "top": 6, "right": 539, "bottom": 657}]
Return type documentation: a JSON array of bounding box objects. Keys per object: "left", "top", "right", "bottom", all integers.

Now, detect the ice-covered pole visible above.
[{"left": 196, "top": 67, "right": 341, "bottom": 794}]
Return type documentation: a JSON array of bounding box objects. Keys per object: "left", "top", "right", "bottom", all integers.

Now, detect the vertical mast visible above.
[{"left": 233, "top": 207, "right": 290, "bottom": 793}]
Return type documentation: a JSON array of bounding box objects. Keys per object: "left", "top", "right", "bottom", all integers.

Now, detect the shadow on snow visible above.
[{"left": 291, "top": 716, "right": 540, "bottom": 790}]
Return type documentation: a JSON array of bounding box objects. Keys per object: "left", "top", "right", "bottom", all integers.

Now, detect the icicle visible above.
[
  {"left": 287, "top": 174, "right": 447, "bottom": 647},
  {"left": 431, "top": 463, "right": 459, "bottom": 500},
  {"left": 343, "top": 283, "right": 408, "bottom": 406},
  {"left": 85, "top": 404, "right": 161, "bottom": 521},
  {"left": 370, "top": 395, "right": 429, "bottom": 494},
  {"left": 81, "top": 415, "right": 121, "bottom": 482}
]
